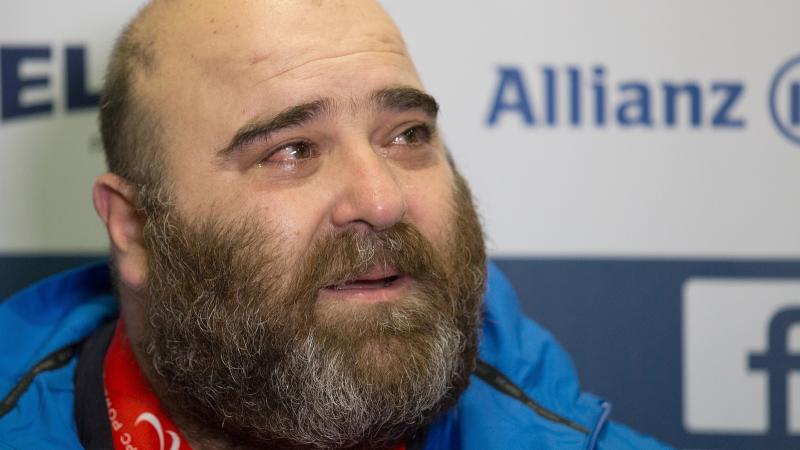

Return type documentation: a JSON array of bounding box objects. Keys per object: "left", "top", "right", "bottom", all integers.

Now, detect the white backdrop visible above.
[
  {"left": 384, "top": 1, "right": 800, "bottom": 259},
  {"left": 1, "top": 1, "right": 798, "bottom": 257}
]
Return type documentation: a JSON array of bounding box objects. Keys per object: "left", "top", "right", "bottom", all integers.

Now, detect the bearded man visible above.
[{"left": 0, "top": 1, "right": 670, "bottom": 449}]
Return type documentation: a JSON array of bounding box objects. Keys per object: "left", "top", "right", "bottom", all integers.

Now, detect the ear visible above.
[{"left": 92, "top": 173, "right": 148, "bottom": 290}]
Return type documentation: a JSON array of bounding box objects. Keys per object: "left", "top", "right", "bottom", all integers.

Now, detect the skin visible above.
[{"left": 92, "top": 0, "right": 457, "bottom": 446}]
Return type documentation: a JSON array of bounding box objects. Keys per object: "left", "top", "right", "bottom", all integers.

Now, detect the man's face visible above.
[
  {"left": 128, "top": 1, "right": 487, "bottom": 448},
  {"left": 142, "top": 0, "right": 456, "bottom": 261}
]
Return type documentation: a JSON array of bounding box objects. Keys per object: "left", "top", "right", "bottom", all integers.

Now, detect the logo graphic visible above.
[
  {"left": 683, "top": 279, "right": 800, "bottom": 436},
  {"left": 750, "top": 308, "right": 800, "bottom": 438},
  {"left": 0, "top": 45, "right": 99, "bottom": 122},
  {"left": 769, "top": 54, "right": 800, "bottom": 145},
  {"left": 485, "top": 65, "right": 746, "bottom": 129},
  {"left": 135, "top": 412, "right": 181, "bottom": 450},
  {"left": 482, "top": 53, "right": 800, "bottom": 147}
]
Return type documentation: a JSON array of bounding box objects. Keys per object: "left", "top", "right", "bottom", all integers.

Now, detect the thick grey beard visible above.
[
  {"left": 146, "top": 291, "right": 469, "bottom": 449},
  {"left": 137, "top": 172, "right": 485, "bottom": 449},
  {"left": 275, "top": 306, "right": 466, "bottom": 447}
]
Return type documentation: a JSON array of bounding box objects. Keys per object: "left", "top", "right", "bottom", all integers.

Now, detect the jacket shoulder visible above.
[
  {"left": 424, "top": 261, "right": 672, "bottom": 449},
  {"left": 0, "top": 262, "right": 118, "bottom": 448}
]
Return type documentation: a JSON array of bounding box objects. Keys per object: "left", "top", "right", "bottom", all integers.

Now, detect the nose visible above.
[{"left": 329, "top": 144, "right": 407, "bottom": 232}]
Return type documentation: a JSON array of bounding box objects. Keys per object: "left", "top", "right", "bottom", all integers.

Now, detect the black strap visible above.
[
  {"left": 74, "top": 320, "right": 117, "bottom": 449},
  {"left": 406, "top": 425, "right": 428, "bottom": 450},
  {"left": 0, "top": 341, "right": 81, "bottom": 418},
  {"left": 474, "top": 359, "right": 590, "bottom": 434}
]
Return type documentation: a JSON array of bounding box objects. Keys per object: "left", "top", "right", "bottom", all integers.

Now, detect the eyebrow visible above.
[
  {"left": 371, "top": 86, "right": 439, "bottom": 118},
  {"left": 216, "top": 86, "right": 439, "bottom": 159},
  {"left": 217, "top": 98, "right": 332, "bottom": 159}
]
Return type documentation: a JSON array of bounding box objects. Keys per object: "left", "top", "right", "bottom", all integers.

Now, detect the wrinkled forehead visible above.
[{"left": 145, "top": 0, "right": 410, "bottom": 81}]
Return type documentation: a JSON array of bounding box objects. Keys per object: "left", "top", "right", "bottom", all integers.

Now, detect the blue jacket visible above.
[{"left": 0, "top": 261, "right": 671, "bottom": 449}]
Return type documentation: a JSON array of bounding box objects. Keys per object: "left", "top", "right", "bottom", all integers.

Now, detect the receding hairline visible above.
[
  {"left": 98, "top": 0, "right": 167, "bottom": 187},
  {"left": 119, "top": 1, "right": 163, "bottom": 73}
]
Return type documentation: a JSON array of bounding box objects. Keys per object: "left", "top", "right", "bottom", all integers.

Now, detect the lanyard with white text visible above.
[{"left": 103, "top": 321, "right": 191, "bottom": 450}]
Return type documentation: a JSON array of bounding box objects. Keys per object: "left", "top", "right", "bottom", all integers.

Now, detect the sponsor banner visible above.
[
  {"left": 385, "top": 0, "right": 800, "bottom": 258},
  {"left": 684, "top": 279, "right": 800, "bottom": 438},
  {"left": 0, "top": 1, "right": 144, "bottom": 252}
]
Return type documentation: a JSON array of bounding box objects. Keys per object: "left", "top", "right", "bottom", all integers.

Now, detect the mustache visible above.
[{"left": 295, "top": 222, "right": 445, "bottom": 292}]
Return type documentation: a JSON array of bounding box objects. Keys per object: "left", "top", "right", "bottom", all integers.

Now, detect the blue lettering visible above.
[
  {"left": 710, "top": 83, "right": 745, "bottom": 128},
  {"left": 664, "top": 82, "right": 702, "bottom": 127},
  {"left": 568, "top": 67, "right": 581, "bottom": 126},
  {"left": 592, "top": 66, "right": 606, "bottom": 126},
  {"left": 616, "top": 82, "right": 652, "bottom": 126},
  {"left": 1, "top": 46, "right": 52, "bottom": 121},
  {"left": 749, "top": 308, "right": 800, "bottom": 438},
  {"left": 65, "top": 46, "right": 101, "bottom": 111},
  {"left": 485, "top": 64, "right": 753, "bottom": 131},
  {"left": 543, "top": 66, "right": 556, "bottom": 126},
  {"left": 791, "top": 82, "right": 800, "bottom": 126},
  {"left": 486, "top": 66, "right": 534, "bottom": 126}
]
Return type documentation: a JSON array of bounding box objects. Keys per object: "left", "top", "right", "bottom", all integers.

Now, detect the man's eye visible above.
[
  {"left": 259, "top": 141, "right": 317, "bottom": 166},
  {"left": 391, "top": 125, "right": 432, "bottom": 146}
]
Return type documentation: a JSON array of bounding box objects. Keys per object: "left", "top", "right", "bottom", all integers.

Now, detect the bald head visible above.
[{"left": 99, "top": 0, "right": 414, "bottom": 190}]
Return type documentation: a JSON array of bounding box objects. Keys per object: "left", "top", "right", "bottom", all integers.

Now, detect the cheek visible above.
[
  {"left": 402, "top": 165, "right": 456, "bottom": 252},
  {"left": 245, "top": 191, "right": 330, "bottom": 265}
]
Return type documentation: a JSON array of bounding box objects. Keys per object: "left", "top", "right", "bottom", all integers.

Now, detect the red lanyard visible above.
[
  {"left": 104, "top": 321, "right": 191, "bottom": 450},
  {"left": 103, "top": 320, "right": 407, "bottom": 450}
]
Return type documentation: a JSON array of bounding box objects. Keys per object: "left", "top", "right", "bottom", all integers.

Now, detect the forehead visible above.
[
  {"left": 146, "top": 0, "right": 411, "bottom": 86},
  {"left": 137, "top": 0, "right": 422, "bottom": 157}
]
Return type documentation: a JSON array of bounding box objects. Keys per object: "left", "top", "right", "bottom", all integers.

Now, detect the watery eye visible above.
[
  {"left": 392, "top": 125, "right": 431, "bottom": 146},
  {"left": 261, "top": 141, "right": 316, "bottom": 165}
]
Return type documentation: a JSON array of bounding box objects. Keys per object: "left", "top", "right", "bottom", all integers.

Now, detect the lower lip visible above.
[{"left": 319, "top": 275, "right": 413, "bottom": 303}]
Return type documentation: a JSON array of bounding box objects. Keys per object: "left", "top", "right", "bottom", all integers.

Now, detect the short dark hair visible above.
[{"left": 99, "top": 16, "right": 162, "bottom": 189}]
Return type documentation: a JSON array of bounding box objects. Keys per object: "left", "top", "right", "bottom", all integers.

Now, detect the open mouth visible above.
[
  {"left": 328, "top": 274, "right": 401, "bottom": 290},
  {"left": 320, "top": 267, "right": 410, "bottom": 302}
]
